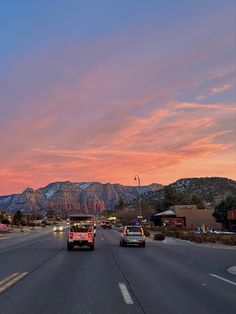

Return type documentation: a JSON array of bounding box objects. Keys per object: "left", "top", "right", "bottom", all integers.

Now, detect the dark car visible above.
[
  {"left": 101, "top": 220, "right": 112, "bottom": 229},
  {"left": 120, "top": 225, "right": 145, "bottom": 247}
]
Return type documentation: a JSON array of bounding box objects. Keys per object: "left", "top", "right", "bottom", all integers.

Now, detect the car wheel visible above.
[
  {"left": 120, "top": 240, "right": 125, "bottom": 247},
  {"left": 141, "top": 242, "right": 145, "bottom": 248},
  {"left": 90, "top": 243, "right": 95, "bottom": 250},
  {"left": 67, "top": 243, "right": 73, "bottom": 251}
]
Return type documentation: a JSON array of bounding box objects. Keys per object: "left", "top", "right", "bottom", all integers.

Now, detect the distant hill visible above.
[
  {"left": 139, "top": 177, "right": 236, "bottom": 209},
  {"left": 0, "top": 181, "right": 163, "bottom": 214}
]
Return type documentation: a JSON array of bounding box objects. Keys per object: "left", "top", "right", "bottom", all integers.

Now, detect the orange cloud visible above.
[{"left": 0, "top": 24, "right": 236, "bottom": 195}]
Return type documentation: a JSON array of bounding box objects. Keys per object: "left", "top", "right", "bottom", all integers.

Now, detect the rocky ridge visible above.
[{"left": 0, "top": 181, "right": 162, "bottom": 214}]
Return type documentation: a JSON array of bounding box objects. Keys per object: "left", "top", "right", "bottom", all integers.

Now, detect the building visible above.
[
  {"left": 171, "top": 205, "right": 221, "bottom": 229},
  {"left": 226, "top": 210, "right": 236, "bottom": 231},
  {"left": 150, "top": 210, "right": 185, "bottom": 227}
]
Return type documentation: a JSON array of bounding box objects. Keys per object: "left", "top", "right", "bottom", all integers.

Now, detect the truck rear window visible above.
[{"left": 70, "top": 224, "right": 92, "bottom": 233}]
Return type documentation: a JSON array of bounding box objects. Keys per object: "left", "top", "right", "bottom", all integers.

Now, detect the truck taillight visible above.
[
  {"left": 88, "top": 232, "right": 93, "bottom": 239},
  {"left": 69, "top": 232, "right": 73, "bottom": 239}
]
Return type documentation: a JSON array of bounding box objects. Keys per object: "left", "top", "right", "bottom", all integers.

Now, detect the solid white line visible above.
[
  {"left": 209, "top": 273, "right": 236, "bottom": 287},
  {"left": 0, "top": 273, "right": 19, "bottom": 286},
  {"left": 0, "top": 272, "right": 28, "bottom": 294},
  {"left": 119, "top": 283, "right": 134, "bottom": 305}
]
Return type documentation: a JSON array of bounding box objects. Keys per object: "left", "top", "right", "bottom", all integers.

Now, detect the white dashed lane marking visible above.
[
  {"left": 99, "top": 230, "right": 104, "bottom": 240},
  {"left": 119, "top": 283, "right": 134, "bottom": 305}
]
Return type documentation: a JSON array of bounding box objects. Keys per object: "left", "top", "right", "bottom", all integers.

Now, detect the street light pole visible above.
[{"left": 134, "top": 175, "right": 142, "bottom": 225}]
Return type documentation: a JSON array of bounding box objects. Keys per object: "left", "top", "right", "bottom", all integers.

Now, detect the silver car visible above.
[{"left": 120, "top": 225, "right": 145, "bottom": 247}]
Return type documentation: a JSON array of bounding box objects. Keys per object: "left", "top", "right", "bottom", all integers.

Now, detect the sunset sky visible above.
[{"left": 1, "top": 0, "right": 236, "bottom": 195}]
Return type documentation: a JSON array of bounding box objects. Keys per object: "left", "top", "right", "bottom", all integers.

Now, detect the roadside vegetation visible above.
[
  {"left": 149, "top": 226, "right": 236, "bottom": 246},
  {"left": 213, "top": 195, "right": 236, "bottom": 224}
]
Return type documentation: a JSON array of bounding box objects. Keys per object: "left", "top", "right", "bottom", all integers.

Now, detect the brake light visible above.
[
  {"left": 88, "top": 232, "right": 93, "bottom": 239},
  {"left": 69, "top": 232, "right": 73, "bottom": 239}
]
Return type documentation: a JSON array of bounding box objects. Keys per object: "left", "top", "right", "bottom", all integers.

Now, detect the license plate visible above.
[{"left": 74, "top": 234, "right": 87, "bottom": 240}]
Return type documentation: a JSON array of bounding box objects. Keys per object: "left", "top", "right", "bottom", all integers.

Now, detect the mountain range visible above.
[
  {"left": 0, "top": 177, "right": 235, "bottom": 214},
  {"left": 0, "top": 181, "right": 162, "bottom": 214}
]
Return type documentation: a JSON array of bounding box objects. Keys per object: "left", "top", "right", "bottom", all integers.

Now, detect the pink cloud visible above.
[
  {"left": 0, "top": 23, "right": 236, "bottom": 195},
  {"left": 209, "top": 84, "right": 233, "bottom": 95}
]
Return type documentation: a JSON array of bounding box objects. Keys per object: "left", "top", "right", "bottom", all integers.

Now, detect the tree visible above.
[
  {"left": 117, "top": 197, "right": 127, "bottom": 210},
  {"left": 155, "top": 200, "right": 165, "bottom": 213},
  {"left": 213, "top": 195, "right": 236, "bottom": 224},
  {"left": 117, "top": 209, "right": 137, "bottom": 225},
  {"left": 191, "top": 195, "right": 205, "bottom": 209},
  {"left": 13, "top": 210, "right": 23, "bottom": 226},
  {"left": 163, "top": 186, "right": 192, "bottom": 209},
  {"left": 0, "top": 213, "right": 5, "bottom": 222},
  {"left": 46, "top": 209, "right": 56, "bottom": 218}
]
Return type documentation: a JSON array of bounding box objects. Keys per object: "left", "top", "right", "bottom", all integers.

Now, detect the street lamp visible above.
[{"left": 134, "top": 175, "right": 142, "bottom": 225}]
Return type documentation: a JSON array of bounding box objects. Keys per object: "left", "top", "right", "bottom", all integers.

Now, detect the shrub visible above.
[
  {"left": 205, "top": 235, "right": 216, "bottom": 243},
  {"left": 179, "top": 233, "right": 194, "bottom": 241},
  {"left": 142, "top": 227, "right": 150, "bottom": 237},
  {"left": 192, "top": 233, "right": 204, "bottom": 243},
  {"left": 221, "top": 235, "right": 236, "bottom": 246},
  {"left": 153, "top": 233, "right": 166, "bottom": 241}
]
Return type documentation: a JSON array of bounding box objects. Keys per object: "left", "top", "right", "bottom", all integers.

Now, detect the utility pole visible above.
[{"left": 134, "top": 175, "right": 142, "bottom": 225}]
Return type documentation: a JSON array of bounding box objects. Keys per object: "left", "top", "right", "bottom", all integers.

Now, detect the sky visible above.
[{"left": 0, "top": 0, "right": 236, "bottom": 195}]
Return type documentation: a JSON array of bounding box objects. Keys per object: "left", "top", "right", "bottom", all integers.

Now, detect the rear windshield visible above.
[
  {"left": 70, "top": 223, "right": 93, "bottom": 233},
  {"left": 126, "top": 226, "right": 142, "bottom": 233},
  {"left": 70, "top": 216, "right": 93, "bottom": 223}
]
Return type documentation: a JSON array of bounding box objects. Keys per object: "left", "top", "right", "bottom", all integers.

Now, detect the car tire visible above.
[
  {"left": 141, "top": 242, "right": 145, "bottom": 248},
  {"left": 90, "top": 243, "right": 95, "bottom": 250},
  {"left": 67, "top": 243, "right": 73, "bottom": 251},
  {"left": 120, "top": 240, "right": 125, "bottom": 247}
]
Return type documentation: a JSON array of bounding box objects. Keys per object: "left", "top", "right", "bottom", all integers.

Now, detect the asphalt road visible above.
[{"left": 0, "top": 227, "right": 236, "bottom": 314}]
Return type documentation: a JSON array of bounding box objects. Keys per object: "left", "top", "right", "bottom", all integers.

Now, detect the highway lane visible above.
[
  {"left": 0, "top": 227, "right": 235, "bottom": 314},
  {"left": 0, "top": 228, "right": 53, "bottom": 252},
  {"left": 103, "top": 228, "right": 236, "bottom": 314},
  {"left": 0, "top": 228, "right": 142, "bottom": 314}
]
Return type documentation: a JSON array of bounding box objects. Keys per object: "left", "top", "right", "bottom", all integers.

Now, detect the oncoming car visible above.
[
  {"left": 53, "top": 224, "right": 64, "bottom": 232},
  {"left": 120, "top": 225, "right": 145, "bottom": 247}
]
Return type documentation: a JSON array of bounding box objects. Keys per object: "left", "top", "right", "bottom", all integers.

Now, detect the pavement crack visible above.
[{"left": 27, "top": 247, "right": 64, "bottom": 277}]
